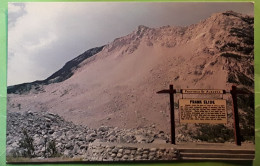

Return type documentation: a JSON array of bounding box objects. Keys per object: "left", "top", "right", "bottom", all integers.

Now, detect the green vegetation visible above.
[
  {"left": 46, "top": 139, "right": 60, "bottom": 157},
  {"left": 192, "top": 124, "right": 233, "bottom": 143},
  {"left": 11, "top": 129, "right": 60, "bottom": 159},
  {"left": 18, "top": 129, "right": 35, "bottom": 158},
  {"left": 237, "top": 94, "right": 255, "bottom": 142},
  {"left": 236, "top": 73, "right": 254, "bottom": 86},
  {"left": 237, "top": 94, "right": 254, "bottom": 110}
]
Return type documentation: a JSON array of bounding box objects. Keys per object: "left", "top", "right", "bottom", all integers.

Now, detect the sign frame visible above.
[{"left": 181, "top": 89, "right": 225, "bottom": 94}]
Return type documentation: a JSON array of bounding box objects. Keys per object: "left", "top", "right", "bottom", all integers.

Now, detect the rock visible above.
[
  {"left": 136, "top": 155, "right": 142, "bottom": 160},
  {"left": 48, "top": 129, "right": 54, "bottom": 134},
  {"left": 6, "top": 147, "right": 17, "bottom": 156},
  {"left": 98, "top": 126, "right": 109, "bottom": 132},
  {"left": 149, "top": 152, "right": 156, "bottom": 157},
  {"left": 137, "top": 148, "right": 143, "bottom": 152},
  {"left": 85, "top": 135, "right": 95, "bottom": 142},
  {"left": 73, "top": 145, "right": 80, "bottom": 154},
  {"left": 159, "top": 131, "right": 164, "bottom": 134},
  {"left": 45, "top": 118, "right": 51, "bottom": 123},
  {"left": 108, "top": 135, "right": 116, "bottom": 142},
  {"left": 6, "top": 111, "right": 175, "bottom": 160},
  {"left": 46, "top": 124, "right": 51, "bottom": 128},
  {"left": 118, "top": 136, "right": 126, "bottom": 143},
  {"left": 118, "top": 149, "right": 123, "bottom": 153},
  {"left": 117, "top": 153, "right": 123, "bottom": 158},
  {"left": 90, "top": 133, "right": 97, "bottom": 137},
  {"left": 131, "top": 150, "right": 136, "bottom": 155},
  {"left": 111, "top": 153, "right": 116, "bottom": 158},
  {"left": 142, "top": 154, "right": 148, "bottom": 159},
  {"left": 111, "top": 148, "right": 118, "bottom": 153},
  {"left": 53, "top": 131, "right": 62, "bottom": 138},
  {"left": 27, "top": 111, "right": 33, "bottom": 115},
  {"left": 143, "top": 150, "right": 149, "bottom": 154},
  {"left": 107, "top": 130, "right": 116, "bottom": 137},
  {"left": 150, "top": 148, "right": 157, "bottom": 152},
  {"left": 6, "top": 135, "right": 13, "bottom": 142},
  {"left": 135, "top": 135, "right": 147, "bottom": 143},
  {"left": 80, "top": 144, "right": 88, "bottom": 150},
  {"left": 65, "top": 142, "right": 73, "bottom": 150},
  {"left": 79, "top": 135, "right": 85, "bottom": 141},
  {"left": 152, "top": 139, "right": 167, "bottom": 144},
  {"left": 64, "top": 149, "right": 71, "bottom": 157},
  {"left": 124, "top": 149, "right": 131, "bottom": 154},
  {"left": 123, "top": 155, "right": 128, "bottom": 159}
]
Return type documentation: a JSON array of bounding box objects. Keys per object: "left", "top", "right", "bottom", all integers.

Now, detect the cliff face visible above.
[{"left": 7, "top": 11, "right": 254, "bottom": 137}]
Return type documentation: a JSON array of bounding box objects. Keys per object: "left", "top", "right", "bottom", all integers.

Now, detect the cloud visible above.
[
  {"left": 8, "top": 3, "right": 26, "bottom": 28},
  {"left": 9, "top": 3, "right": 22, "bottom": 13},
  {"left": 8, "top": 2, "right": 254, "bottom": 86}
]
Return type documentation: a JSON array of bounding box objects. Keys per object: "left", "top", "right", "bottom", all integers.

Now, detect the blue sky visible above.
[{"left": 8, "top": 2, "right": 254, "bottom": 86}]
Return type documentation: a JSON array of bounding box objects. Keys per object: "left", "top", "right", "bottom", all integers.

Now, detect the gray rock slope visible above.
[{"left": 7, "top": 111, "right": 171, "bottom": 158}]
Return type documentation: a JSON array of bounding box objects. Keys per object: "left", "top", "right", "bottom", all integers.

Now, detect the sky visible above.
[{"left": 8, "top": 2, "right": 254, "bottom": 86}]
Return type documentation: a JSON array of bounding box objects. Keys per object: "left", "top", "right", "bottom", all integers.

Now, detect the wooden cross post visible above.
[
  {"left": 230, "top": 85, "right": 241, "bottom": 146},
  {"left": 157, "top": 84, "right": 176, "bottom": 144},
  {"left": 230, "top": 85, "right": 254, "bottom": 146}
]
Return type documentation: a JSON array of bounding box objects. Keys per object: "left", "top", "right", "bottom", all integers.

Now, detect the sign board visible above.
[
  {"left": 182, "top": 89, "right": 224, "bottom": 94},
  {"left": 179, "top": 99, "right": 227, "bottom": 124}
]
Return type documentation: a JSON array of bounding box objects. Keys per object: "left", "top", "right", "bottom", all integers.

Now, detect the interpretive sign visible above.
[
  {"left": 182, "top": 89, "right": 224, "bottom": 94},
  {"left": 179, "top": 99, "right": 227, "bottom": 124}
]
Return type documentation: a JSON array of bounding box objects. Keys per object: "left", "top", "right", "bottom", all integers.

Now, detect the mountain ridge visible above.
[
  {"left": 7, "top": 46, "right": 105, "bottom": 94},
  {"left": 8, "top": 11, "right": 253, "bottom": 94}
]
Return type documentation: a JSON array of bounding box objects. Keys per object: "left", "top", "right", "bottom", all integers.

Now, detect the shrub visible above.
[
  {"left": 192, "top": 124, "right": 233, "bottom": 143},
  {"left": 227, "top": 73, "right": 238, "bottom": 83},
  {"left": 46, "top": 139, "right": 59, "bottom": 157},
  {"left": 43, "top": 137, "right": 60, "bottom": 158},
  {"left": 18, "top": 129, "right": 35, "bottom": 158},
  {"left": 17, "top": 104, "right": 21, "bottom": 110}
]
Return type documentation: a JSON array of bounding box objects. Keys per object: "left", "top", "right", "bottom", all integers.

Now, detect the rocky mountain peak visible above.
[{"left": 136, "top": 25, "right": 150, "bottom": 35}]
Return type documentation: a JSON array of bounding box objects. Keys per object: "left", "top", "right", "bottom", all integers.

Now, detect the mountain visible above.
[
  {"left": 7, "top": 11, "right": 254, "bottom": 138},
  {"left": 7, "top": 46, "right": 104, "bottom": 94}
]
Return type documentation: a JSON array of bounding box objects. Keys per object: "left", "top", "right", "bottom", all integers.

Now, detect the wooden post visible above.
[
  {"left": 157, "top": 85, "right": 176, "bottom": 144},
  {"left": 231, "top": 85, "right": 241, "bottom": 146},
  {"left": 169, "top": 85, "right": 175, "bottom": 144}
]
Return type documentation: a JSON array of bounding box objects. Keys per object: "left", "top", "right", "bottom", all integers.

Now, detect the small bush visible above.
[
  {"left": 17, "top": 104, "right": 21, "bottom": 110},
  {"left": 43, "top": 138, "right": 60, "bottom": 158},
  {"left": 18, "top": 129, "right": 35, "bottom": 158},
  {"left": 46, "top": 139, "right": 59, "bottom": 157}
]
